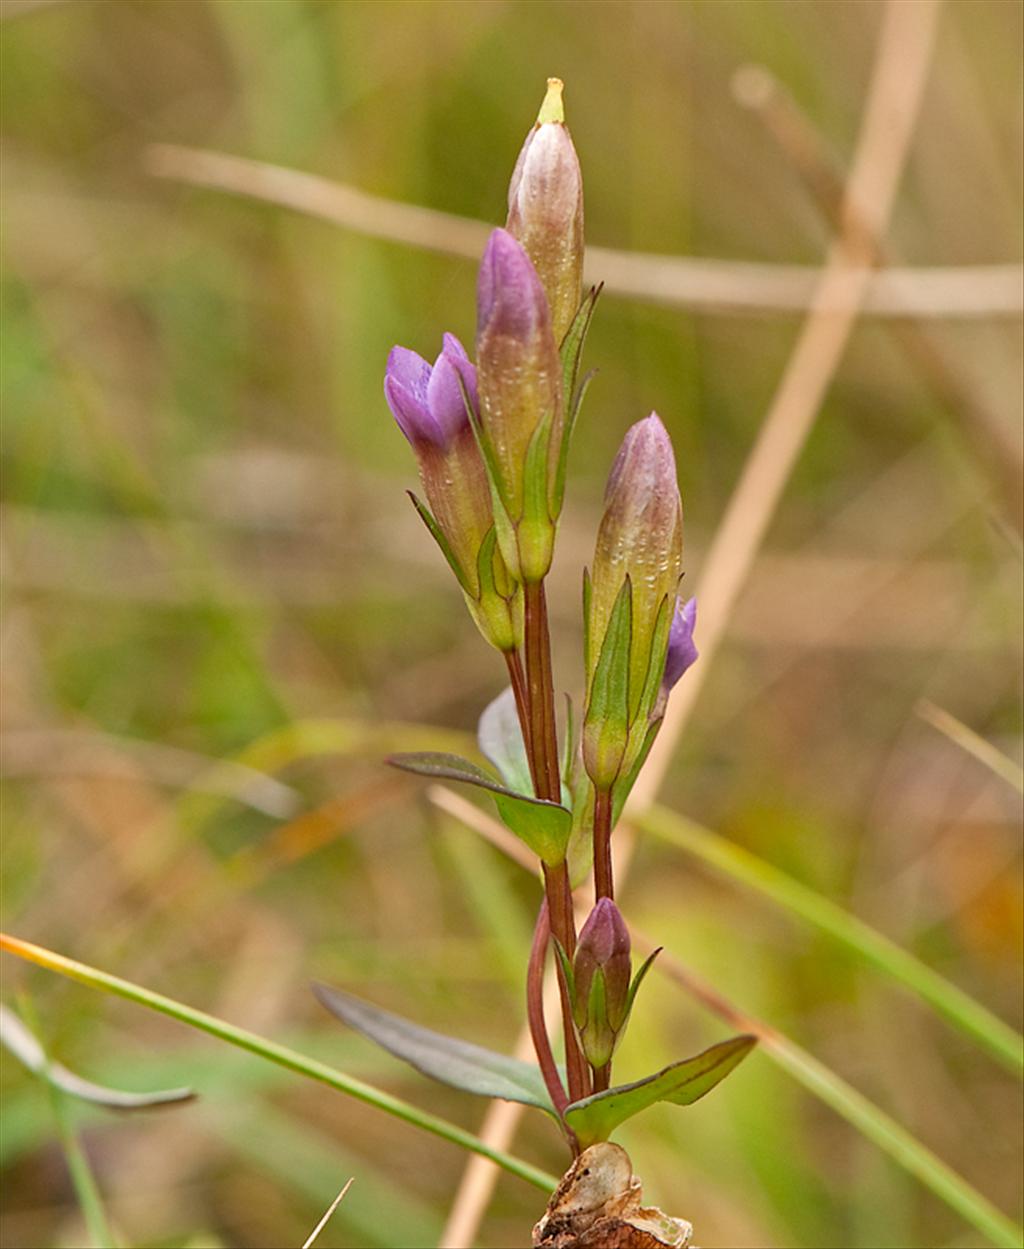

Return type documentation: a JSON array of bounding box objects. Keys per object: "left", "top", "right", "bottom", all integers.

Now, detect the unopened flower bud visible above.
[
  {"left": 571, "top": 899, "right": 633, "bottom": 1069},
  {"left": 384, "top": 334, "right": 521, "bottom": 651},
  {"left": 506, "top": 78, "right": 584, "bottom": 347},
  {"left": 476, "top": 228, "right": 563, "bottom": 580},
  {"left": 583, "top": 414, "right": 683, "bottom": 789}
]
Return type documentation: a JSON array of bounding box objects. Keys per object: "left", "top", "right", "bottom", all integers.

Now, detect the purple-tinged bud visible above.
[
  {"left": 588, "top": 414, "right": 683, "bottom": 704},
  {"left": 582, "top": 414, "right": 684, "bottom": 793},
  {"left": 506, "top": 78, "right": 584, "bottom": 347},
  {"left": 476, "top": 229, "right": 563, "bottom": 580},
  {"left": 662, "top": 596, "right": 698, "bottom": 695},
  {"left": 571, "top": 899, "right": 633, "bottom": 1069},
  {"left": 384, "top": 334, "right": 520, "bottom": 652}
]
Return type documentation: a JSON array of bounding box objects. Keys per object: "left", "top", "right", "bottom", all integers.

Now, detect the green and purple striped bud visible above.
[
  {"left": 583, "top": 414, "right": 683, "bottom": 791},
  {"left": 476, "top": 228, "right": 564, "bottom": 582},
  {"left": 569, "top": 899, "right": 634, "bottom": 1070},
  {"left": 506, "top": 78, "right": 584, "bottom": 348},
  {"left": 384, "top": 334, "right": 522, "bottom": 652}
]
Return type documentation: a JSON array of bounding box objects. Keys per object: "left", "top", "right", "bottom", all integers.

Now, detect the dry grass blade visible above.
[
  {"left": 916, "top": 699, "right": 1024, "bottom": 794},
  {"left": 732, "top": 61, "right": 1023, "bottom": 526},
  {"left": 301, "top": 1177, "right": 354, "bottom": 1249},
  {"left": 142, "top": 147, "right": 1021, "bottom": 319},
  {"left": 635, "top": 0, "right": 944, "bottom": 805}
]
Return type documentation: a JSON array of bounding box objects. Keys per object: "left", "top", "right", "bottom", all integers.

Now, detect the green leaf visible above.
[
  {"left": 478, "top": 688, "right": 533, "bottom": 796},
  {"left": 0, "top": 1005, "right": 195, "bottom": 1111},
  {"left": 388, "top": 751, "right": 571, "bottom": 864},
  {"left": 313, "top": 984, "right": 557, "bottom": 1116},
  {"left": 0, "top": 934, "right": 557, "bottom": 1193},
  {"left": 564, "top": 1035, "right": 757, "bottom": 1147}
]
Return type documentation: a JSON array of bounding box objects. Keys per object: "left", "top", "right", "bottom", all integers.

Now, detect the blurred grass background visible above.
[{"left": 1, "top": 1, "right": 1021, "bottom": 1246}]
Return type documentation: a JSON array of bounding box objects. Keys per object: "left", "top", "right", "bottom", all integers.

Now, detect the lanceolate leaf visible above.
[
  {"left": 0, "top": 1004, "right": 195, "bottom": 1111},
  {"left": 564, "top": 1034, "right": 757, "bottom": 1147},
  {"left": 313, "top": 983, "right": 557, "bottom": 1116},
  {"left": 389, "top": 751, "right": 571, "bottom": 864}
]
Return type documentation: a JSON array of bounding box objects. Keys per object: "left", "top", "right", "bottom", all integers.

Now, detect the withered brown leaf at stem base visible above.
[{"left": 533, "top": 1142, "right": 693, "bottom": 1248}]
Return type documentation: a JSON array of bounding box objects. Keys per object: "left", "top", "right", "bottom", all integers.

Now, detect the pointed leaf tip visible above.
[{"left": 564, "top": 1034, "right": 757, "bottom": 1146}]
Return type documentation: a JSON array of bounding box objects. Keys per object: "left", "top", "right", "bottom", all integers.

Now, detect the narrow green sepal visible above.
[
  {"left": 611, "top": 718, "right": 661, "bottom": 825},
  {"left": 631, "top": 592, "right": 673, "bottom": 724},
  {"left": 561, "top": 693, "right": 578, "bottom": 790},
  {"left": 407, "top": 491, "right": 471, "bottom": 592},
  {"left": 560, "top": 284, "right": 601, "bottom": 409},
  {"left": 553, "top": 285, "right": 601, "bottom": 514},
  {"left": 550, "top": 937, "right": 578, "bottom": 1022},
  {"left": 583, "top": 577, "right": 633, "bottom": 789},
  {"left": 624, "top": 947, "right": 661, "bottom": 1020},
  {"left": 518, "top": 405, "right": 557, "bottom": 581}
]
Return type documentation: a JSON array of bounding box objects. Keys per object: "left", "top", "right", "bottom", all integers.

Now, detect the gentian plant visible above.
[{"left": 315, "top": 79, "right": 755, "bottom": 1245}]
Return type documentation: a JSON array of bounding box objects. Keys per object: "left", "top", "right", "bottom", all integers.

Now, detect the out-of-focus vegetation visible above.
[{"left": 1, "top": 2, "right": 1021, "bottom": 1247}]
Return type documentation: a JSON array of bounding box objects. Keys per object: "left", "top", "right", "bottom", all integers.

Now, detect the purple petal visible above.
[
  {"left": 384, "top": 373, "right": 444, "bottom": 447},
  {"left": 438, "top": 334, "right": 479, "bottom": 428},
  {"left": 662, "top": 597, "right": 698, "bottom": 694},
  {"left": 441, "top": 332, "right": 470, "bottom": 364},
  {"left": 386, "top": 346, "right": 431, "bottom": 403},
  {"left": 477, "top": 228, "right": 548, "bottom": 344},
  {"left": 426, "top": 353, "right": 470, "bottom": 444}
]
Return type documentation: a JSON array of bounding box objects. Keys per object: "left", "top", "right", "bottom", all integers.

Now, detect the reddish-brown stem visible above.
[
  {"left": 503, "top": 649, "right": 537, "bottom": 790},
  {"left": 526, "top": 901, "right": 572, "bottom": 1134},
  {"left": 591, "top": 1062, "right": 610, "bottom": 1094},
  {"left": 523, "top": 580, "right": 562, "bottom": 802},
  {"left": 593, "top": 786, "right": 614, "bottom": 902},
  {"left": 520, "top": 578, "right": 589, "bottom": 1106},
  {"left": 543, "top": 861, "right": 590, "bottom": 1104}
]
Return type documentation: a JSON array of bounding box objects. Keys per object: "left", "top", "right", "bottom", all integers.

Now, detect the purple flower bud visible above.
[
  {"left": 384, "top": 333, "right": 477, "bottom": 450},
  {"left": 587, "top": 414, "right": 683, "bottom": 716},
  {"left": 476, "top": 229, "right": 563, "bottom": 578},
  {"left": 662, "top": 597, "right": 698, "bottom": 694},
  {"left": 383, "top": 334, "right": 520, "bottom": 652},
  {"left": 477, "top": 229, "right": 551, "bottom": 348},
  {"left": 571, "top": 899, "right": 633, "bottom": 1069},
  {"left": 506, "top": 79, "right": 584, "bottom": 345}
]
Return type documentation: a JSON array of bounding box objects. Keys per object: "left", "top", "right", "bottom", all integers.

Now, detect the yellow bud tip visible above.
[{"left": 538, "top": 77, "right": 564, "bottom": 125}]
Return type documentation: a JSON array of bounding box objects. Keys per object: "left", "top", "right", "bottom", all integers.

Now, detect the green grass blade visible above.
[
  {"left": 766, "top": 1031, "right": 1023, "bottom": 1249},
  {"left": 638, "top": 805, "right": 1024, "bottom": 1074},
  {"left": 0, "top": 934, "right": 556, "bottom": 1193},
  {"left": 46, "top": 1085, "right": 118, "bottom": 1249},
  {"left": 21, "top": 993, "right": 120, "bottom": 1249},
  {"left": 654, "top": 950, "right": 1024, "bottom": 1249}
]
